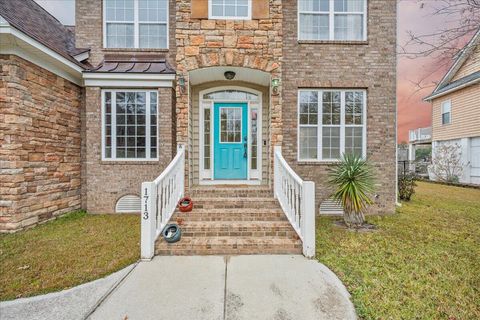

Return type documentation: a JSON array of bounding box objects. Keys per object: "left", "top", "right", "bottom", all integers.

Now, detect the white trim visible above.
[
  {"left": 297, "top": 89, "right": 368, "bottom": 162},
  {"left": 103, "top": 0, "right": 169, "bottom": 49},
  {"left": 208, "top": 0, "right": 252, "bottom": 20},
  {"left": 424, "top": 77, "right": 480, "bottom": 101},
  {"left": 297, "top": 0, "right": 367, "bottom": 42},
  {"left": 199, "top": 86, "right": 263, "bottom": 184},
  {"left": 200, "top": 179, "right": 261, "bottom": 185},
  {"left": 101, "top": 89, "right": 159, "bottom": 162},
  {"left": 0, "top": 25, "right": 83, "bottom": 85},
  {"left": 83, "top": 73, "right": 175, "bottom": 87}
]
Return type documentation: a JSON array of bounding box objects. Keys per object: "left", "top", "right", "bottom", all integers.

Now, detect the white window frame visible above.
[
  {"left": 297, "top": 0, "right": 368, "bottom": 41},
  {"left": 441, "top": 100, "right": 452, "bottom": 125},
  {"left": 101, "top": 89, "right": 159, "bottom": 161},
  {"left": 297, "top": 89, "right": 367, "bottom": 162},
  {"left": 208, "top": 0, "right": 252, "bottom": 20},
  {"left": 103, "top": 0, "right": 169, "bottom": 49}
]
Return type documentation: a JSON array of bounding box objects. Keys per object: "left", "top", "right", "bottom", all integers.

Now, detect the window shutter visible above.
[
  {"left": 191, "top": 0, "right": 208, "bottom": 19},
  {"left": 252, "top": 0, "right": 269, "bottom": 19}
]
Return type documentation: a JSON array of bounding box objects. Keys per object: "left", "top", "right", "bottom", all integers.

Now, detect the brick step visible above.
[
  {"left": 172, "top": 209, "right": 288, "bottom": 222},
  {"left": 155, "top": 236, "right": 302, "bottom": 255},
  {"left": 179, "top": 221, "right": 299, "bottom": 239},
  {"left": 189, "top": 186, "right": 273, "bottom": 198},
  {"left": 192, "top": 197, "right": 280, "bottom": 209}
]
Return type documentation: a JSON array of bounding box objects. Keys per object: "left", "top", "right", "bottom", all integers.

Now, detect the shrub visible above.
[{"left": 398, "top": 172, "right": 416, "bottom": 201}]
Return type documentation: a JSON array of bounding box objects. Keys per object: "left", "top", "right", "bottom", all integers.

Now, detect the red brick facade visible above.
[{"left": 0, "top": 55, "right": 83, "bottom": 231}]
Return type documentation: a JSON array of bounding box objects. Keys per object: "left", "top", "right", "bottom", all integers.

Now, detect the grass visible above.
[
  {"left": 316, "top": 181, "right": 480, "bottom": 319},
  {"left": 0, "top": 211, "right": 140, "bottom": 301}
]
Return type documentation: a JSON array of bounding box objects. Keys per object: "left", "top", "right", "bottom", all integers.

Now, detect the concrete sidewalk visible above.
[{"left": 88, "top": 255, "right": 356, "bottom": 320}]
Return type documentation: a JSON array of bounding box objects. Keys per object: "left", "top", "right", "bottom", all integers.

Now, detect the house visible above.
[
  {"left": 0, "top": 0, "right": 396, "bottom": 256},
  {"left": 425, "top": 28, "right": 480, "bottom": 185}
]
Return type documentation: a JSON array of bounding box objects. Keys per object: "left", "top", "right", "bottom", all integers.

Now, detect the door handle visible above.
[{"left": 243, "top": 136, "right": 247, "bottom": 158}]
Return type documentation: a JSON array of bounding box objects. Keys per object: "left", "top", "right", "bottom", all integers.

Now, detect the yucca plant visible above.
[{"left": 328, "top": 153, "right": 375, "bottom": 228}]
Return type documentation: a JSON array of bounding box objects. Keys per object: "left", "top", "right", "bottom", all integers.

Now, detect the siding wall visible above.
[
  {"left": 451, "top": 44, "right": 480, "bottom": 82},
  {"left": 432, "top": 83, "right": 480, "bottom": 141},
  {"left": 190, "top": 81, "right": 269, "bottom": 185}
]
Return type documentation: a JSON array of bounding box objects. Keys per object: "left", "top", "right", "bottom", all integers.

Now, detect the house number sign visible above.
[{"left": 143, "top": 187, "right": 149, "bottom": 220}]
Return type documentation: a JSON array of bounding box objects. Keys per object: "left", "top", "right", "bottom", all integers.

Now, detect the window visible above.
[
  {"left": 298, "top": 89, "right": 366, "bottom": 161},
  {"left": 220, "top": 108, "right": 242, "bottom": 143},
  {"left": 209, "top": 0, "right": 252, "bottom": 20},
  {"left": 103, "top": 90, "right": 158, "bottom": 160},
  {"left": 441, "top": 100, "right": 451, "bottom": 125},
  {"left": 104, "top": 0, "right": 168, "bottom": 49},
  {"left": 298, "top": 0, "right": 367, "bottom": 41}
]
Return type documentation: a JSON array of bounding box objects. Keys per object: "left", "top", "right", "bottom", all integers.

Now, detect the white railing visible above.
[
  {"left": 409, "top": 127, "right": 432, "bottom": 142},
  {"left": 273, "top": 146, "right": 315, "bottom": 258},
  {"left": 141, "top": 145, "right": 185, "bottom": 260}
]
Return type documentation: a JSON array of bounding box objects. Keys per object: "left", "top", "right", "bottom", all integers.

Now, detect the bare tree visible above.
[
  {"left": 400, "top": 0, "right": 480, "bottom": 90},
  {"left": 430, "top": 143, "right": 464, "bottom": 183}
]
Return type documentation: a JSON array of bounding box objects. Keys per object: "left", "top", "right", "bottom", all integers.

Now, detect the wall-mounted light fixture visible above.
[
  {"left": 178, "top": 75, "right": 186, "bottom": 93},
  {"left": 224, "top": 71, "right": 236, "bottom": 80},
  {"left": 271, "top": 78, "right": 280, "bottom": 95}
]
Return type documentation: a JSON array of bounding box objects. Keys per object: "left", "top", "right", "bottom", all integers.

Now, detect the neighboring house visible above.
[
  {"left": 0, "top": 0, "right": 396, "bottom": 255},
  {"left": 425, "top": 28, "right": 480, "bottom": 185}
]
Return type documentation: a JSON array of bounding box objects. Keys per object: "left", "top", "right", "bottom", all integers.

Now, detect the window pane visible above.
[
  {"left": 106, "top": 23, "right": 134, "bottom": 48},
  {"left": 139, "top": 24, "right": 167, "bottom": 48},
  {"left": 299, "top": 127, "right": 318, "bottom": 160},
  {"left": 299, "top": 91, "right": 319, "bottom": 125},
  {"left": 322, "top": 91, "right": 341, "bottom": 125},
  {"left": 299, "top": 0, "right": 330, "bottom": 11},
  {"left": 345, "top": 127, "right": 363, "bottom": 156},
  {"left": 334, "top": 14, "right": 363, "bottom": 40},
  {"left": 220, "top": 108, "right": 242, "bottom": 143},
  {"left": 210, "top": 0, "right": 250, "bottom": 18},
  {"left": 251, "top": 109, "right": 258, "bottom": 170},
  {"left": 299, "top": 13, "right": 329, "bottom": 40},
  {"left": 334, "top": 0, "right": 364, "bottom": 12},
  {"left": 139, "top": 0, "right": 168, "bottom": 22},
  {"left": 204, "top": 108, "right": 211, "bottom": 169},
  {"left": 105, "top": 0, "right": 134, "bottom": 21},
  {"left": 322, "top": 127, "right": 340, "bottom": 159},
  {"left": 345, "top": 91, "right": 364, "bottom": 125}
]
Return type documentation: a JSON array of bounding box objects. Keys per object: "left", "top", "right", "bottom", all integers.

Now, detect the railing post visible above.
[
  {"left": 302, "top": 181, "right": 316, "bottom": 258},
  {"left": 141, "top": 181, "right": 157, "bottom": 260},
  {"left": 273, "top": 146, "right": 281, "bottom": 199},
  {"left": 178, "top": 144, "right": 185, "bottom": 199}
]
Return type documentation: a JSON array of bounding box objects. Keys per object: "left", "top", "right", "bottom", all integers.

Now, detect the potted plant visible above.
[
  {"left": 178, "top": 196, "right": 193, "bottom": 212},
  {"left": 328, "top": 153, "right": 375, "bottom": 229},
  {"left": 162, "top": 224, "right": 181, "bottom": 243}
]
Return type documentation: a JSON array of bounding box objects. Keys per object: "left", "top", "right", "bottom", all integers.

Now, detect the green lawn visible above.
[
  {"left": 316, "top": 181, "right": 480, "bottom": 319},
  {"left": 0, "top": 211, "right": 140, "bottom": 301}
]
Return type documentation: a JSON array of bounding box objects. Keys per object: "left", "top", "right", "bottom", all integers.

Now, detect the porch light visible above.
[
  {"left": 271, "top": 78, "right": 280, "bottom": 94},
  {"left": 224, "top": 71, "right": 236, "bottom": 80},
  {"left": 178, "top": 75, "right": 186, "bottom": 93}
]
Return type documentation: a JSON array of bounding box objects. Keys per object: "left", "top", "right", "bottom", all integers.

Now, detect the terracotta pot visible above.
[{"left": 178, "top": 197, "right": 193, "bottom": 212}]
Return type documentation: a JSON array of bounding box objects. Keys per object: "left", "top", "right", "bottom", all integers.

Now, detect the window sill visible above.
[
  {"left": 297, "top": 160, "right": 340, "bottom": 165},
  {"left": 101, "top": 159, "right": 160, "bottom": 165},
  {"left": 102, "top": 48, "right": 170, "bottom": 52},
  {"left": 297, "top": 40, "right": 368, "bottom": 45}
]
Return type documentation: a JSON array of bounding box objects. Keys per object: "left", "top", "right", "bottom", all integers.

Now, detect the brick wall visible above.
[
  {"left": 0, "top": 55, "right": 83, "bottom": 232},
  {"left": 83, "top": 87, "right": 175, "bottom": 213},
  {"left": 282, "top": 0, "right": 397, "bottom": 214},
  {"left": 75, "top": 0, "right": 176, "bottom": 67}
]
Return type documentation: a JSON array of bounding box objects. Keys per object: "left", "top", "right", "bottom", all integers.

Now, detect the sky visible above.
[{"left": 34, "top": 0, "right": 465, "bottom": 143}]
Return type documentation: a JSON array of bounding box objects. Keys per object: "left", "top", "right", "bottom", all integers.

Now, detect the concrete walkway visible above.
[
  {"left": 88, "top": 255, "right": 356, "bottom": 320},
  {"left": 0, "top": 264, "right": 136, "bottom": 320}
]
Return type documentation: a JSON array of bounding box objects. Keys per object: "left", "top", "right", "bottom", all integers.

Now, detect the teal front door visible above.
[{"left": 214, "top": 102, "right": 248, "bottom": 180}]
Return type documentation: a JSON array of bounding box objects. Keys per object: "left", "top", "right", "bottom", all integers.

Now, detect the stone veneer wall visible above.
[
  {"left": 0, "top": 55, "right": 83, "bottom": 232},
  {"left": 175, "top": 0, "right": 283, "bottom": 187},
  {"left": 282, "top": 0, "right": 397, "bottom": 213},
  {"left": 83, "top": 87, "right": 175, "bottom": 213}
]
